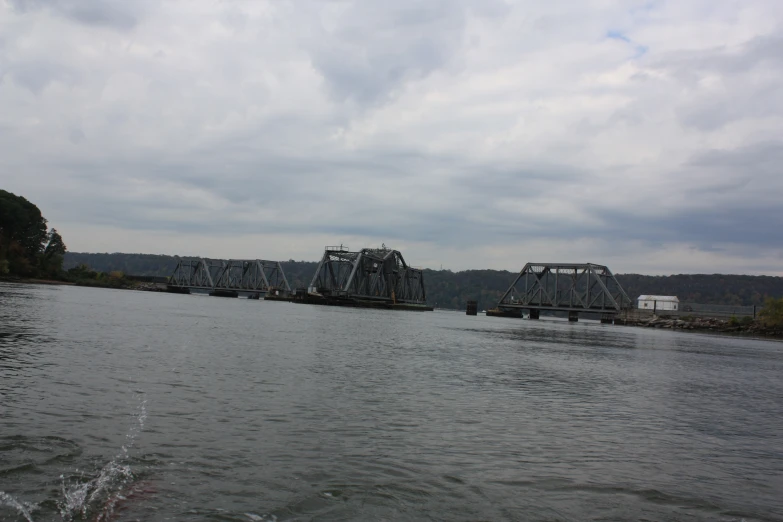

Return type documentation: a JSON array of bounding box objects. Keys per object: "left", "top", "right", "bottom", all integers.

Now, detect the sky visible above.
[{"left": 1, "top": 0, "right": 782, "bottom": 275}]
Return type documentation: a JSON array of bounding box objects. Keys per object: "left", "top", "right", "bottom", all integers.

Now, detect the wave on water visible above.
[{"left": 0, "top": 395, "right": 148, "bottom": 522}]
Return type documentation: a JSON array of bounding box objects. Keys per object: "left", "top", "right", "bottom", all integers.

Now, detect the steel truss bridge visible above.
[
  {"left": 308, "top": 245, "right": 427, "bottom": 305},
  {"left": 497, "top": 262, "right": 632, "bottom": 321},
  {"left": 168, "top": 258, "right": 291, "bottom": 296}
]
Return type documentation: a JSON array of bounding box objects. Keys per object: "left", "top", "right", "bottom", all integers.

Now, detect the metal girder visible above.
[
  {"left": 168, "top": 258, "right": 291, "bottom": 293},
  {"left": 308, "top": 245, "right": 427, "bottom": 304},
  {"left": 498, "top": 262, "right": 632, "bottom": 314}
]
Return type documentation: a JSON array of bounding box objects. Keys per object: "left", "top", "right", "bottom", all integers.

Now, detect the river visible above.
[{"left": 1, "top": 282, "right": 781, "bottom": 521}]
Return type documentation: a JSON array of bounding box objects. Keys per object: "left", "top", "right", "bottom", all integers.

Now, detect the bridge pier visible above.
[
  {"left": 528, "top": 309, "right": 540, "bottom": 320},
  {"left": 600, "top": 313, "right": 614, "bottom": 324},
  {"left": 568, "top": 311, "right": 579, "bottom": 322}
]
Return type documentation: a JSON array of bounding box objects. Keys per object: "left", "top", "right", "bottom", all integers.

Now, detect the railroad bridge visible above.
[
  {"left": 167, "top": 258, "right": 291, "bottom": 297},
  {"left": 494, "top": 262, "right": 632, "bottom": 322},
  {"left": 302, "top": 245, "right": 430, "bottom": 310}
]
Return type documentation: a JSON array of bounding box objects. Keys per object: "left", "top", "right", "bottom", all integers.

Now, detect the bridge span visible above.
[
  {"left": 300, "top": 245, "right": 431, "bottom": 310},
  {"left": 167, "top": 258, "right": 291, "bottom": 298},
  {"left": 492, "top": 262, "right": 632, "bottom": 322}
]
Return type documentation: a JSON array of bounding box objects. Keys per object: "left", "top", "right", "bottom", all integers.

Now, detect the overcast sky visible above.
[{"left": 2, "top": 0, "right": 782, "bottom": 275}]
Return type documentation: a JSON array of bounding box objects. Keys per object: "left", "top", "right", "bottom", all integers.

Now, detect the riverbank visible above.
[
  {"left": 0, "top": 275, "right": 167, "bottom": 292},
  {"left": 0, "top": 275, "right": 75, "bottom": 286},
  {"left": 627, "top": 315, "right": 782, "bottom": 339},
  {"left": 2, "top": 277, "right": 780, "bottom": 337}
]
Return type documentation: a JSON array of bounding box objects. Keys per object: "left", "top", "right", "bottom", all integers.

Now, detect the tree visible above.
[
  {"left": 0, "top": 190, "right": 63, "bottom": 278},
  {"left": 39, "top": 228, "right": 68, "bottom": 277},
  {"left": 44, "top": 228, "right": 67, "bottom": 257},
  {"left": 0, "top": 190, "right": 48, "bottom": 259},
  {"left": 758, "top": 297, "right": 783, "bottom": 328}
]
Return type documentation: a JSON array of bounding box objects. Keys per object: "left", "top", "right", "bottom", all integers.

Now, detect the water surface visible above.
[{"left": 1, "top": 283, "right": 781, "bottom": 521}]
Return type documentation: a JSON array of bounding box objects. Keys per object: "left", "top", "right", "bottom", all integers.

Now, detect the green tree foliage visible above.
[
  {"left": 64, "top": 263, "right": 130, "bottom": 288},
  {"left": 44, "top": 228, "right": 67, "bottom": 257},
  {"left": 0, "top": 190, "right": 65, "bottom": 277},
  {"left": 63, "top": 252, "right": 184, "bottom": 277},
  {"left": 39, "top": 228, "right": 68, "bottom": 278},
  {"left": 66, "top": 263, "right": 98, "bottom": 280},
  {"left": 280, "top": 260, "right": 319, "bottom": 288},
  {"left": 423, "top": 268, "right": 517, "bottom": 311},
  {"left": 758, "top": 297, "right": 783, "bottom": 328}
]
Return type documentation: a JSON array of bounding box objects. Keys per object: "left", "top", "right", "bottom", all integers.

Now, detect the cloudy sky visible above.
[{"left": 2, "top": 0, "right": 782, "bottom": 275}]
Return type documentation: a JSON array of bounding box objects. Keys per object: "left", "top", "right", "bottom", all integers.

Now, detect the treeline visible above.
[
  {"left": 63, "top": 252, "right": 180, "bottom": 278},
  {"left": 63, "top": 252, "right": 783, "bottom": 309},
  {"left": 0, "top": 190, "right": 66, "bottom": 278},
  {"left": 615, "top": 274, "right": 782, "bottom": 308}
]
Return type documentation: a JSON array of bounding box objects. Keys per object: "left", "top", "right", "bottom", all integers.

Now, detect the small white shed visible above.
[{"left": 637, "top": 295, "right": 679, "bottom": 311}]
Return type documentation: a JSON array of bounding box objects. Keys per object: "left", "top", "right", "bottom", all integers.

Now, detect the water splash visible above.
[
  {"left": 0, "top": 395, "right": 149, "bottom": 522},
  {"left": 0, "top": 491, "right": 36, "bottom": 522},
  {"left": 58, "top": 396, "right": 148, "bottom": 522}
]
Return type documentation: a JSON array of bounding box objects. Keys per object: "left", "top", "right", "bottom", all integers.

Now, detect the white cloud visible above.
[{"left": 1, "top": 0, "right": 782, "bottom": 274}]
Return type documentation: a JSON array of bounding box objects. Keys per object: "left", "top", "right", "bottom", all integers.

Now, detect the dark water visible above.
[{"left": 1, "top": 283, "right": 782, "bottom": 522}]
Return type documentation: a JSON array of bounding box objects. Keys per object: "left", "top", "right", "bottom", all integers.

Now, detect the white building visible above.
[{"left": 637, "top": 295, "right": 679, "bottom": 311}]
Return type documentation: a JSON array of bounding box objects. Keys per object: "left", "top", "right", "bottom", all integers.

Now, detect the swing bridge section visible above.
[
  {"left": 303, "top": 246, "right": 430, "bottom": 309},
  {"left": 167, "top": 258, "right": 291, "bottom": 297},
  {"left": 495, "top": 263, "right": 632, "bottom": 321}
]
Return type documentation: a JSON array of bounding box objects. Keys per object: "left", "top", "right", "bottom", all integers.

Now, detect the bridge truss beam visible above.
[
  {"left": 498, "top": 262, "right": 632, "bottom": 314},
  {"left": 308, "top": 245, "right": 426, "bottom": 304},
  {"left": 168, "top": 258, "right": 291, "bottom": 294}
]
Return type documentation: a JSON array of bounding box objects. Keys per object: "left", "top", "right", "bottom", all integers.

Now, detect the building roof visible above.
[{"left": 637, "top": 295, "right": 679, "bottom": 302}]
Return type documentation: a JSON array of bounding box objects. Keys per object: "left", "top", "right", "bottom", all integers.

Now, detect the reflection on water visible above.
[{"left": 1, "top": 282, "right": 782, "bottom": 521}]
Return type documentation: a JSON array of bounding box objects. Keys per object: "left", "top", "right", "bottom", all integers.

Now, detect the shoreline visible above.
[
  {"left": 2, "top": 278, "right": 780, "bottom": 339},
  {"left": 0, "top": 276, "right": 75, "bottom": 286},
  {"left": 619, "top": 315, "right": 783, "bottom": 340}
]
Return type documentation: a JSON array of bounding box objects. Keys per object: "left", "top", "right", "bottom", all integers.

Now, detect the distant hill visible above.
[
  {"left": 64, "top": 252, "right": 179, "bottom": 277},
  {"left": 64, "top": 252, "right": 783, "bottom": 310},
  {"left": 614, "top": 274, "right": 782, "bottom": 309}
]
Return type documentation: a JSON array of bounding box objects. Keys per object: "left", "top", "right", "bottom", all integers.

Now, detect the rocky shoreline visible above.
[
  {"left": 626, "top": 315, "right": 782, "bottom": 338},
  {"left": 132, "top": 282, "right": 168, "bottom": 292}
]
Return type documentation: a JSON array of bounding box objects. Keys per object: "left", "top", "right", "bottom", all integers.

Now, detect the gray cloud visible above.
[
  {"left": 308, "top": 3, "right": 464, "bottom": 104},
  {"left": 649, "top": 35, "right": 783, "bottom": 131},
  {"left": 689, "top": 141, "right": 783, "bottom": 171},
  {"left": 306, "top": 0, "right": 508, "bottom": 105},
  {"left": 67, "top": 127, "right": 85, "bottom": 144},
  {"left": 9, "top": 0, "right": 140, "bottom": 30},
  {"left": 7, "top": 60, "right": 80, "bottom": 94},
  {"left": 1, "top": 0, "right": 782, "bottom": 274}
]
